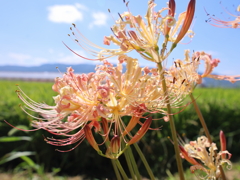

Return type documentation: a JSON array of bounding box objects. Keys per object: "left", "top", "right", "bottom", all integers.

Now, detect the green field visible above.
[{"left": 0, "top": 80, "right": 239, "bottom": 179}]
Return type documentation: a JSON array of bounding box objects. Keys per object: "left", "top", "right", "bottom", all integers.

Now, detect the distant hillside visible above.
[
  {"left": 202, "top": 77, "right": 240, "bottom": 88},
  {"left": 0, "top": 63, "right": 239, "bottom": 88},
  {"left": 0, "top": 63, "right": 98, "bottom": 73}
]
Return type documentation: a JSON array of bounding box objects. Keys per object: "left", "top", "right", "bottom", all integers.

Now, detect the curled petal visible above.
[
  {"left": 122, "top": 116, "right": 140, "bottom": 136},
  {"left": 128, "top": 117, "right": 152, "bottom": 145},
  {"left": 190, "top": 165, "right": 208, "bottom": 178},
  {"left": 179, "top": 145, "right": 200, "bottom": 165},
  {"left": 84, "top": 125, "right": 100, "bottom": 152},
  {"left": 220, "top": 159, "right": 232, "bottom": 170},
  {"left": 103, "top": 36, "right": 110, "bottom": 45},
  {"left": 207, "top": 74, "right": 240, "bottom": 83}
]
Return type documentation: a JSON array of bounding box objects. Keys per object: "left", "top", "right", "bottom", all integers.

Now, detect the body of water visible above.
[{"left": 0, "top": 71, "right": 62, "bottom": 80}]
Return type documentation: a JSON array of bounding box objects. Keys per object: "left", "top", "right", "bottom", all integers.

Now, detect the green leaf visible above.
[
  {"left": 20, "top": 156, "right": 36, "bottom": 167},
  {"left": 0, "top": 136, "right": 32, "bottom": 142},
  {"left": 52, "top": 167, "right": 61, "bottom": 175},
  {"left": 0, "top": 151, "right": 35, "bottom": 165}
]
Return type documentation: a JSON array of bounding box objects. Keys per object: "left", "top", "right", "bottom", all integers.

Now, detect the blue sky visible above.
[{"left": 0, "top": 0, "right": 239, "bottom": 75}]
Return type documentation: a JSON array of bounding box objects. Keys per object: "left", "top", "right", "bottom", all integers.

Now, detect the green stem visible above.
[
  {"left": 111, "top": 159, "right": 122, "bottom": 180},
  {"left": 189, "top": 93, "right": 212, "bottom": 142},
  {"left": 123, "top": 146, "right": 137, "bottom": 180},
  {"left": 115, "top": 159, "right": 129, "bottom": 180},
  {"left": 126, "top": 146, "right": 141, "bottom": 180},
  {"left": 133, "top": 143, "right": 155, "bottom": 180},
  {"left": 157, "top": 62, "right": 185, "bottom": 180},
  {"left": 189, "top": 93, "right": 226, "bottom": 180},
  {"left": 219, "top": 165, "right": 227, "bottom": 180}
]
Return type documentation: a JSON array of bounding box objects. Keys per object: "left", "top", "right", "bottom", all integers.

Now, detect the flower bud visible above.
[
  {"left": 173, "top": 0, "right": 195, "bottom": 45},
  {"left": 110, "top": 135, "right": 121, "bottom": 154},
  {"left": 220, "top": 130, "right": 226, "bottom": 159},
  {"left": 165, "top": 0, "right": 176, "bottom": 36},
  {"left": 101, "top": 118, "right": 109, "bottom": 141}
]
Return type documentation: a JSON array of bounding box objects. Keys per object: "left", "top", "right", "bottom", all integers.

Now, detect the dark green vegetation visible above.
[{"left": 0, "top": 80, "right": 239, "bottom": 179}]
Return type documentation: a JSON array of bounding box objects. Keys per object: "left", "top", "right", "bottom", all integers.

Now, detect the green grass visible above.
[
  {"left": 0, "top": 80, "right": 240, "bottom": 179},
  {"left": 0, "top": 80, "right": 56, "bottom": 122}
]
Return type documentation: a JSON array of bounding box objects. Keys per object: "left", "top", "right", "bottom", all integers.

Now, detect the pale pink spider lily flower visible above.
[
  {"left": 167, "top": 50, "right": 240, "bottom": 88},
  {"left": 165, "top": 50, "right": 201, "bottom": 96},
  {"left": 104, "top": 0, "right": 195, "bottom": 62},
  {"left": 193, "top": 51, "right": 240, "bottom": 83},
  {"left": 207, "top": 5, "right": 240, "bottom": 28},
  {"left": 67, "top": 0, "right": 195, "bottom": 63},
  {"left": 16, "top": 56, "right": 189, "bottom": 157},
  {"left": 179, "top": 135, "right": 232, "bottom": 180},
  {"left": 96, "top": 55, "right": 187, "bottom": 113}
]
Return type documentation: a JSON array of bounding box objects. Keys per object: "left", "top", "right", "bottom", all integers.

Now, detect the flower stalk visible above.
[
  {"left": 124, "top": 145, "right": 141, "bottom": 180},
  {"left": 115, "top": 159, "right": 129, "bottom": 180},
  {"left": 189, "top": 93, "right": 212, "bottom": 142},
  {"left": 133, "top": 143, "right": 155, "bottom": 180},
  {"left": 189, "top": 93, "right": 227, "bottom": 180},
  {"left": 123, "top": 148, "right": 137, "bottom": 180},
  {"left": 111, "top": 160, "right": 122, "bottom": 180},
  {"left": 157, "top": 62, "right": 185, "bottom": 180}
]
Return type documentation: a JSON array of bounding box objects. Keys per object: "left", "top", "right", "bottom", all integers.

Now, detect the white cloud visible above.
[
  {"left": 7, "top": 53, "right": 48, "bottom": 66},
  {"left": 89, "top": 12, "right": 108, "bottom": 28},
  {"left": 47, "top": 3, "right": 87, "bottom": 24},
  {"left": 9, "top": 53, "right": 31, "bottom": 62},
  {"left": 33, "top": 57, "right": 49, "bottom": 65},
  {"left": 48, "top": 48, "right": 54, "bottom": 54},
  {"left": 75, "top": 3, "right": 88, "bottom": 10}
]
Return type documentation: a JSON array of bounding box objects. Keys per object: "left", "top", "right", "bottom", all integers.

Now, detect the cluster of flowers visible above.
[
  {"left": 179, "top": 131, "right": 232, "bottom": 180},
  {"left": 14, "top": 0, "right": 239, "bottom": 177},
  {"left": 17, "top": 53, "right": 202, "bottom": 158}
]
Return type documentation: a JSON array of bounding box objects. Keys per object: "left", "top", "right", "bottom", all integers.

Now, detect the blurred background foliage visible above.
[{"left": 0, "top": 80, "right": 240, "bottom": 179}]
